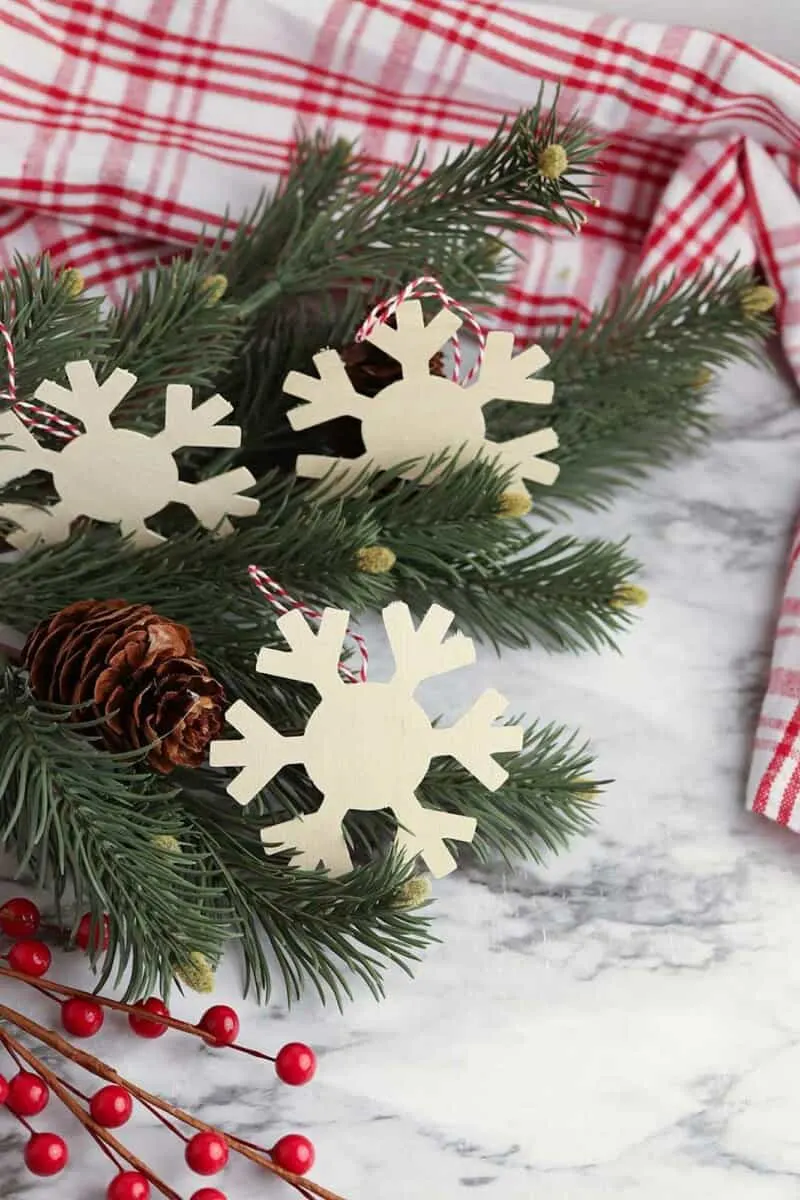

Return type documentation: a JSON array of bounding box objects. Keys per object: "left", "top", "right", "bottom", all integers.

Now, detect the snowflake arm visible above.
[
  {"left": 157, "top": 386, "right": 244, "bottom": 452},
  {"left": 0, "top": 410, "right": 49, "bottom": 484},
  {"left": 117, "top": 518, "right": 165, "bottom": 548},
  {"left": 384, "top": 602, "right": 474, "bottom": 689},
  {"left": 174, "top": 467, "right": 259, "bottom": 534},
  {"left": 293, "top": 452, "right": 371, "bottom": 495},
  {"left": 209, "top": 699, "right": 304, "bottom": 806},
  {"left": 467, "top": 332, "right": 554, "bottom": 407},
  {"left": 367, "top": 301, "right": 462, "bottom": 381},
  {"left": 432, "top": 688, "right": 523, "bottom": 790},
  {"left": 0, "top": 501, "right": 74, "bottom": 551},
  {"left": 394, "top": 804, "right": 478, "bottom": 878},
  {"left": 285, "top": 349, "right": 367, "bottom": 431},
  {"left": 488, "top": 427, "right": 561, "bottom": 490},
  {"left": 256, "top": 608, "right": 349, "bottom": 695},
  {"left": 262, "top": 810, "right": 354, "bottom": 876},
  {"left": 34, "top": 362, "right": 136, "bottom": 425}
]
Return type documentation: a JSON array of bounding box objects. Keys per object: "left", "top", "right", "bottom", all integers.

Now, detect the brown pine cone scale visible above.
[
  {"left": 22, "top": 599, "right": 225, "bottom": 774},
  {"left": 341, "top": 338, "right": 445, "bottom": 398}
]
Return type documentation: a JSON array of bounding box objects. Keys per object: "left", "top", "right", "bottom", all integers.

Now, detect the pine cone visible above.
[
  {"left": 341, "top": 337, "right": 445, "bottom": 398},
  {"left": 22, "top": 599, "right": 225, "bottom": 774}
]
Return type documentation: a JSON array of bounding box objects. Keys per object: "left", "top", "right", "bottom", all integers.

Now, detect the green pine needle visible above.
[
  {"left": 421, "top": 721, "right": 600, "bottom": 863},
  {"left": 485, "top": 262, "right": 774, "bottom": 515},
  {"left": 0, "top": 668, "right": 230, "bottom": 1000}
]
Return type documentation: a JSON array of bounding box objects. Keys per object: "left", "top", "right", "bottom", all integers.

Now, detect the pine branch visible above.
[
  {"left": 484, "top": 264, "right": 774, "bottom": 514},
  {"left": 420, "top": 721, "right": 600, "bottom": 863},
  {"left": 100, "top": 256, "right": 245, "bottom": 427},
  {"left": 207, "top": 133, "right": 366, "bottom": 301},
  {"left": 0, "top": 473, "right": 384, "bottom": 625},
  {"left": 183, "top": 796, "right": 432, "bottom": 1006},
  {"left": 328, "top": 457, "right": 641, "bottom": 650},
  {"left": 392, "top": 527, "right": 639, "bottom": 651},
  {"left": 238, "top": 98, "right": 597, "bottom": 318},
  {"left": 0, "top": 668, "right": 230, "bottom": 1000},
  {"left": 0, "top": 256, "right": 108, "bottom": 403},
  {"left": 0, "top": 668, "right": 432, "bottom": 1006},
  {"left": 0, "top": 477, "right": 386, "bottom": 724}
]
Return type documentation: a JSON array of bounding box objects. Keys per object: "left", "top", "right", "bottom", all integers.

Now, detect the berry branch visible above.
[
  {"left": 0, "top": 896, "right": 342, "bottom": 1200},
  {"left": 0, "top": 1018, "right": 181, "bottom": 1197}
]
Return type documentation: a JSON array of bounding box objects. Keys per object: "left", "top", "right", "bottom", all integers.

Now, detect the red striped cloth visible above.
[
  {"left": 2, "top": 0, "right": 800, "bottom": 827},
  {"left": 1, "top": 0, "right": 799, "bottom": 361},
  {"left": 748, "top": 532, "right": 800, "bottom": 829}
]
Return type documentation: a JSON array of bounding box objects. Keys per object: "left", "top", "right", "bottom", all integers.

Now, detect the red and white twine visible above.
[
  {"left": 355, "top": 275, "right": 486, "bottom": 385},
  {"left": 248, "top": 565, "right": 369, "bottom": 683},
  {"left": 0, "top": 320, "right": 16, "bottom": 407},
  {"left": 0, "top": 319, "right": 81, "bottom": 440}
]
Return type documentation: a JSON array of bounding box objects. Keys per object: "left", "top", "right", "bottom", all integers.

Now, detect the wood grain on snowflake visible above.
[
  {"left": 209, "top": 602, "right": 523, "bottom": 878},
  {"left": 0, "top": 361, "right": 259, "bottom": 549},
  {"left": 284, "top": 300, "right": 560, "bottom": 496}
]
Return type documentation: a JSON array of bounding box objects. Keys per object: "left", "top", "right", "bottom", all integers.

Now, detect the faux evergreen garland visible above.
[{"left": 0, "top": 99, "right": 773, "bottom": 1004}]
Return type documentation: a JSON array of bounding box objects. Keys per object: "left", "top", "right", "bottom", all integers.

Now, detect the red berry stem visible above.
[
  {"left": 0, "top": 963, "right": 307, "bottom": 1076},
  {"left": 4, "top": 1106, "right": 34, "bottom": 1134},
  {"left": 1, "top": 1035, "right": 25, "bottom": 1072},
  {"left": 0, "top": 1024, "right": 170, "bottom": 1195},
  {"left": 0, "top": 964, "right": 212, "bottom": 1042},
  {"left": 227, "top": 1041, "right": 275, "bottom": 1062},
  {"left": 135, "top": 1091, "right": 190, "bottom": 1143},
  {"left": 0, "top": 1002, "right": 343, "bottom": 1200}
]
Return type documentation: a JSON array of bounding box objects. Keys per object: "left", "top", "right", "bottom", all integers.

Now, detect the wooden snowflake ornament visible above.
[
  {"left": 209, "top": 602, "right": 523, "bottom": 878},
  {"left": 0, "top": 362, "right": 258, "bottom": 549},
  {"left": 285, "top": 300, "right": 560, "bottom": 494}
]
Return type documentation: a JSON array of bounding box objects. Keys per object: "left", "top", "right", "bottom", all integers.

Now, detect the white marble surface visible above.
[{"left": 3, "top": 354, "right": 800, "bottom": 1199}]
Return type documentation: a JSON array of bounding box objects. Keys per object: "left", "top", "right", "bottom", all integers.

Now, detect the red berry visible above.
[
  {"left": 0, "top": 897, "right": 41, "bottom": 938},
  {"left": 199, "top": 1005, "right": 240, "bottom": 1047},
  {"left": 75, "top": 912, "right": 110, "bottom": 952},
  {"left": 190, "top": 1191, "right": 228, "bottom": 1200},
  {"left": 107, "top": 1171, "right": 150, "bottom": 1200},
  {"left": 0, "top": 1074, "right": 9, "bottom": 1105},
  {"left": 61, "top": 997, "right": 104, "bottom": 1038},
  {"left": 185, "top": 1131, "right": 229, "bottom": 1175},
  {"left": 24, "top": 1132, "right": 68, "bottom": 1176},
  {"left": 8, "top": 939, "right": 52, "bottom": 977},
  {"left": 6, "top": 1071, "right": 49, "bottom": 1116},
  {"left": 272, "top": 1133, "right": 315, "bottom": 1175},
  {"left": 275, "top": 1042, "right": 317, "bottom": 1086},
  {"left": 128, "top": 997, "right": 170, "bottom": 1038},
  {"left": 90, "top": 1085, "right": 133, "bottom": 1128}
]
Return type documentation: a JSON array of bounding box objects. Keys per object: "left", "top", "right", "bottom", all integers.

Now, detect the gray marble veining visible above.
[{"left": 3, "top": 356, "right": 800, "bottom": 1198}]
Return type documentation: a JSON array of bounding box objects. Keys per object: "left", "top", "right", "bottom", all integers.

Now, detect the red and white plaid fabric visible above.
[
  {"left": 747, "top": 532, "right": 800, "bottom": 828},
  {"left": 2, "top": 0, "right": 800, "bottom": 827},
  {"left": 1, "top": 0, "right": 799, "bottom": 365}
]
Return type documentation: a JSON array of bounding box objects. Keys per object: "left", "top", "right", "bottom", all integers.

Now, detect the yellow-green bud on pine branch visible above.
[
  {"left": 59, "top": 268, "right": 85, "bottom": 298},
  {"left": 174, "top": 951, "right": 216, "bottom": 994},
  {"left": 574, "top": 777, "right": 602, "bottom": 801},
  {"left": 391, "top": 876, "right": 432, "bottom": 910},
  {"left": 201, "top": 274, "right": 228, "bottom": 305},
  {"left": 537, "top": 143, "right": 569, "bottom": 180},
  {"left": 692, "top": 367, "right": 714, "bottom": 389},
  {"left": 740, "top": 284, "right": 777, "bottom": 315},
  {"left": 356, "top": 545, "right": 396, "bottom": 574},
  {"left": 497, "top": 490, "right": 532, "bottom": 518},
  {"left": 609, "top": 583, "right": 649, "bottom": 610},
  {"left": 151, "top": 834, "right": 182, "bottom": 854}
]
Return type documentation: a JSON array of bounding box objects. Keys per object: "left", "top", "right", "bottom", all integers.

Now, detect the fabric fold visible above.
[{"left": 748, "top": 528, "right": 800, "bottom": 828}]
